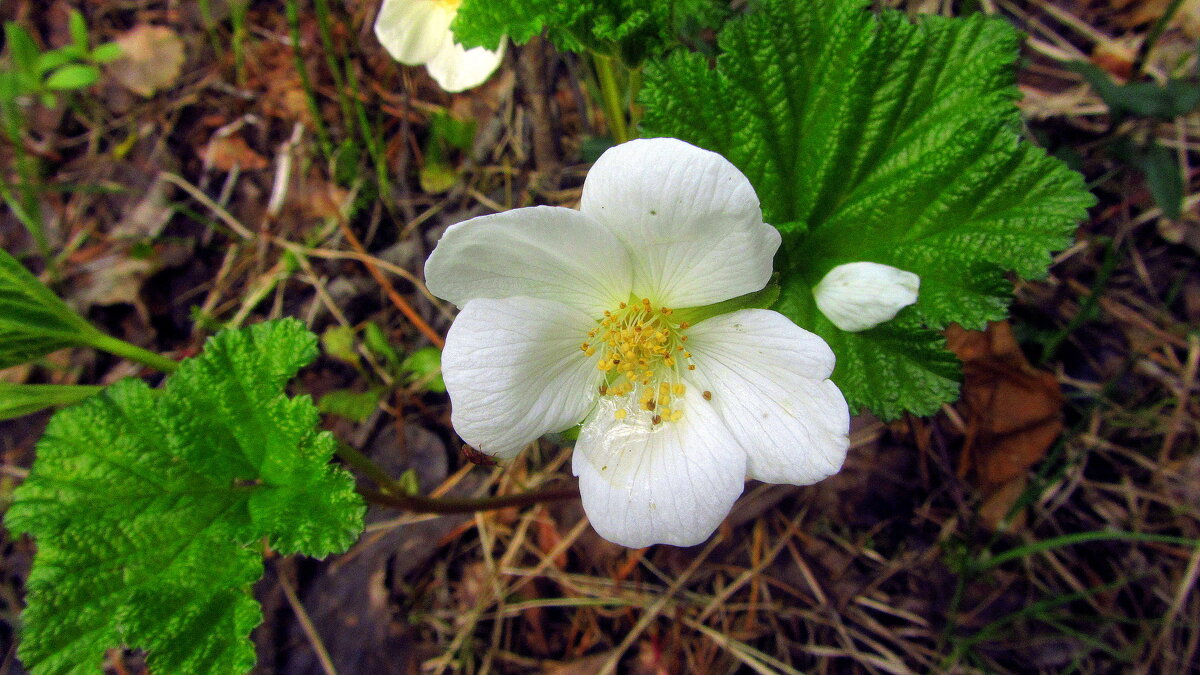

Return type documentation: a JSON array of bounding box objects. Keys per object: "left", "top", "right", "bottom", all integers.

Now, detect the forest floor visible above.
[{"left": 1, "top": 0, "right": 1199, "bottom": 673}]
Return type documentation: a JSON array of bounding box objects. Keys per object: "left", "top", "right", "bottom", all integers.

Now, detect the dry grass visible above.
[{"left": 1, "top": 0, "right": 1198, "bottom": 673}]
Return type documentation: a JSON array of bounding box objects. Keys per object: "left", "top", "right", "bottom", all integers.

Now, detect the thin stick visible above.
[
  {"left": 278, "top": 573, "right": 339, "bottom": 675},
  {"left": 334, "top": 214, "right": 446, "bottom": 349}
]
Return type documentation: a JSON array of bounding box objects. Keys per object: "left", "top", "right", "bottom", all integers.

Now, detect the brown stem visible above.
[
  {"left": 359, "top": 486, "right": 578, "bottom": 514},
  {"left": 336, "top": 441, "right": 578, "bottom": 514}
]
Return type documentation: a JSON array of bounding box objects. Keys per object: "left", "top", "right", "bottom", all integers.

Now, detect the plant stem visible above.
[
  {"left": 335, "top": 442, "right": 406, "bottom": 493},
  {"left": 336, "top": 442, "right": 579, "bottom": 514},
  {"left": 594, "top": 54, "right": 631, "bottom": 144},
  {"left": 82, "top": 332, "right": 179, "bottom": 373},
  {"left": 359, "top": 486, "right": 579, "bottom": 514}
]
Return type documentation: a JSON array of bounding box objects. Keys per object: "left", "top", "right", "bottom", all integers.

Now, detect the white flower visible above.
[
  {"left": 374, "top": 0, "right": 505, "bottom": 93},
  {"left": 813, "top": 262, "right": 920, "bottom": 332},
  {"left": 425, "top": 138, "right": 850, "bottom": 548}
]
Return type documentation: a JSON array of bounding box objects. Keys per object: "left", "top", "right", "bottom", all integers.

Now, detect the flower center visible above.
[{"left": 582, "top": 298, "right": 696, "bottom": 425}]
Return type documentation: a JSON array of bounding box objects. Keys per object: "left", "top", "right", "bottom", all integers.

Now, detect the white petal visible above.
[
  {"left": 374, "top": 0, "right": 454, "bottom": 66},
  {"left": 426, "top": 37, "right": 505, "bottom": 92},
  {"left": 686, "top": 309, "right": 849, "bottom": 485},
  {"left": 443, "top": 297, "right": 601, "bottom": 459},
  {"left": 573, "top": 389, "right": 746, "bottom": 548},
  {"left": 579, "top": 138, "right": 780, "bottom": 308},
  {"left": 424, "top": 206, "right": 633, "bottom": 317},
  {"left": 813, "top": 262, "right": 920, "bottom": 332}
]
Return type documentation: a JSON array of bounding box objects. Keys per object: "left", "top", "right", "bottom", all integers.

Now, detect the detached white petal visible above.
[
  {"left": 442, "top": 297, "right": 602, "bottom": 459},
  {"left": 813, "top": 262, "right": 920, "bottom": 332},
  {"left": 374, "top": 0, "right": 504, "bottom": 92},
  {"left": 374, "top": 0, "right": 453, "bottom": 66},
  {"left": 573, "top": 388, "right": 746, "bottom": 548},
  {"left": 580, "top": 138, "right": 780, "bottom": 309},
  {"left": 424, "top": 206, "right": 633, "bottom": 317},
  {"left": 426, "top": 38, "right": 506, "bottom": 93},
  {"left": 686, "top": 310, "right": 849, "bottom": 485}
]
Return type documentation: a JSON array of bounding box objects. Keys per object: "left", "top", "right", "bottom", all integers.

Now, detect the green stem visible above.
[
  {"left": 335, "top": 442, "right": 406, "bottom": 493},
  {"left": 594, "top": 54, "right": 631, "bottom": 144},
  {"left": 973, "top": 530, "right": 1199, "bottom": 572},
  {"left": 335, "top": 443, "right": 578, "bottom": 514},
  {"left": 82, "top": 332, "right": 179, "bottom": 373}
]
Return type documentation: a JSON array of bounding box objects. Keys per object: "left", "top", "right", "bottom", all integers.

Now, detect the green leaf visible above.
[
  {"left": 401, "top": 346, "right": 446, "bottom": 393},
  {"left": 318, "top": 387, "right": 385, "bottom": 422},
  {"left": 68, "top": 10, "right": 89, "bottom": 51},
  {"left": 452, "top": 0, "right": 727, "bottom": 64},
  {"left": 0, "top": 247, "right": 102, "bottom": 369},
  {"left": 361, "top": 321, "right": 402, "bottom": 371},
  {"left": 4, "top": 22, "right": 40, "bottom": 75},
  {"left": 0, "top": 382, "right": 102, "bottom": 421},
  {"left": 1069, "top": 61, "right": 1200, "bottom": 119},
  {"left": 34, "top": 50, "right": 72, "bottom": 75},
  {"left": 320, "top": 323, "right": 359, "bottom": 366},
  {"left": 1115, "top": 137, "right": 1184, "bottom": 219},
  {"left": 641, "top": 0, "right": 1093, "bottom": 416},
  {"left": 88, "top": 42, "right": 123, "bottom": 64},
  {"left": 6, "top": 319, "right": 365, "bottom": 675},
  {"left": 44, "top": 64, "right": 99, "bottom": 90}
]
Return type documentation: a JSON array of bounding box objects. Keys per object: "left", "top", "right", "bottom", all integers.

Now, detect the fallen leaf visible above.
[
  {"left": 108, "top": 25, "right": 186, "bottom": 97},
  {"left": 1091, "top": 41, "right": 1136, "bottom": 81},
  {"left": 946, "top": 321, "right": 1064, "bottom": 530},
  {"left": 203, "top": 134, "right": 269, "bottom": 171}
]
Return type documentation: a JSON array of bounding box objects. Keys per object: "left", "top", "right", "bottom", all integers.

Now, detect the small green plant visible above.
[{"left": 0, "top": 11, "right": 122, "bottom": 256}]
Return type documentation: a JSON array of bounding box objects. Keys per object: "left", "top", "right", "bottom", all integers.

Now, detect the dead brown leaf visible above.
[
  {"left": 946, "top": 321, "right": 1064, "bottom": 530},
  {"left": 203, "top": 135, "right": 269, "bottom": 172},
  {"left": 108, "top": 25, "right": 186, "bottom": 98}
]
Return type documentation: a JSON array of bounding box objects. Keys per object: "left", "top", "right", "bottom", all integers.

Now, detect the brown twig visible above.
[{"left": 335, "top": 212, "right": 446, "bottom": 349}]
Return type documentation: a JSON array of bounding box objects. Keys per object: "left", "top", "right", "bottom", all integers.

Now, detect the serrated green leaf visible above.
[
  {"left": 44, "top": 64, "right": 99, "bottom": 90},
  {"left": 0, "top": 382, "right": 102, "bottom": 421},
  {"left": 775, "top": 283, "right": 959, "bottom": 417},
  {"left": 6, "top": 319, "right": 365, "bottom": 675},
  {"left": 641, "top": 0, "right": 1093, "bottom": 417},
  {"left": 0, "top": 248, "right": 101, "bottom": 369},
  {"left": 452, "top": 0, "right": 727, "bottom": 64}
]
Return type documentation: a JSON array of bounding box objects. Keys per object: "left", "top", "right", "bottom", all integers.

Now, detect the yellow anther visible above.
[
  {"left": 688, "top": 364, "right": 696, "bottom": 370},
  {"left": 585, "top": 347, "right": 596, "bottom": 356},
  {"left": 614, "top": 409, "right": 627, "bottom": 420},
  {"left": 673, "top": 384, "right": 686, "bottom": 396},
  {"left": 670, "top": 410, "right": 683, "bottom": 422}
]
